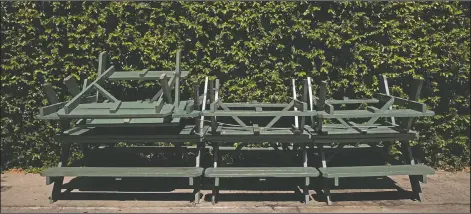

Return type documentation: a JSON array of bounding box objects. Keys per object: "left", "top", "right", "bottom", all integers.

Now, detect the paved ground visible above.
[{"left": 1, "top": 170, "right": 469, "bottom": 213}]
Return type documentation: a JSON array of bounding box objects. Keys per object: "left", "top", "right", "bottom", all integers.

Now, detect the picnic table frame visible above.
[
  {"left": 35, "top": 49, "right": 436, "bottom": 205},
  {"left": 37, "top": 50, "right": 206, "bottom": 204}
]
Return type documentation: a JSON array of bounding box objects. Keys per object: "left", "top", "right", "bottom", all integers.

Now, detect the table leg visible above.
[
  {"left": 401, "top": 140, "right": 424, "bottom": 202},
  {"left": 50, "top": 142, "right": 71, "bottom": 203}
]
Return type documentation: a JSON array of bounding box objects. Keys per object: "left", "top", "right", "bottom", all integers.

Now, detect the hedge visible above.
[{"left": 1, "top": 1, "right": 469, "bottom": 171}]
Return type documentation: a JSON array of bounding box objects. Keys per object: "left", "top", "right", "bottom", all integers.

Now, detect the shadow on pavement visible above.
[{"left": 53, "top": 146, "right": 416, "bottom": 203}]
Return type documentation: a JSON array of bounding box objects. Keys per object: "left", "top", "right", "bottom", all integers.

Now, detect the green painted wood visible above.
[
  {"left": 174, "top": 50, "right": 181, "bottom": 108},
  {"left": 94, "top": 83, "right": 119, "bottom": 103},
  {"left": 318, "top": 165, "right": 434, "bottom": 178},
  {"left": 42, "top": 83, "right": 60, "bottom": 104},
  {"left": 204, "top": 167, "right": 320, "bottom": 178},
  {"left": 96, "top": 52, "right": 109, "bottom": 102},
  {"left": 78, "top": 118, "right": 181, "bottom": 127},
  {"left": 203, "top": 110, "right": 316, "bottom": 117},
  {"left": 326, "top": 98, "right": 379, "bottom": 105},
  {"left": 160, "top": 74, "right": 173, "bottom": 104},
  {"left": 139, "top": 69, "right": 149, "bottom": 77},
  {"left": 374, "top": 93, "right": 427, "bottom": 113},
  {"left": 109, "top": 101, "right": 122, "bottom": 113},
  {"left": 41, "top": 167, "right": 203, "bottom": 177},
  {"left": 318, "top": 109, "right": 434, "bottom": 119},
  {"left": 107, "top": 70, "right": 189, "bottom": 80},
  {"left": 64, "top": 66, "right": 116, "bottom": 114},
  {"left": 56, "top": 125, "right": 204, "bottom": 143},
  {"left": 223, "top": 103, "right": 289, "bottom": 108},
  {"left": 64, "top": 75, "right": 81, "bottom": 96},
  {"left": 56, "top": 103, "right": 176, "bottom": 119}
]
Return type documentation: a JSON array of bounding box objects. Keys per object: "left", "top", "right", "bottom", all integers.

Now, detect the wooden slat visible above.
[
  {"left": 204, "top": 167, "right": 319, "bottom": 178},
  {"left": 107, "top": 70, "right": 189, "bottom": 80},
  {"left": 203, "top": 110, "right": 314, "bottom": 117},
  {"left": 326, "top": 98, "right": 379, "bottom": 105},
  {"left": 42, "top": 83, "right": 60, "bottom": 104},
  {"left": 64, "top": 75, "right": 81, "bottom": 96},
  {"left": 318, "top": 165, "right": 434, "bottom": 178},
  {"left": 160, "top": 74, "right": 173, "bottom": 103},
  {"left": 223, "top": 103, "right": 289, "bottom": 108},
  {"left": 317, "top": 109, "right": 434, "bottom": 119},
  {"left": 41, "top": 167, "right": 203, "bottom": 177},
  {"left": 374, "top": 93, "right": 427, "bottom": 113},
  {"left": 174, "top": 49, "right": 181, "bottom": 108},
  {"left": 96, "top": 51, "right": 109, "bottom": 102}
]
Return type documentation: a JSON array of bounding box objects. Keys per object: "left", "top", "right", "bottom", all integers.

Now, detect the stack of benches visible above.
[{"left": 36, "top": 50, "right": 435, "bottom": 205}]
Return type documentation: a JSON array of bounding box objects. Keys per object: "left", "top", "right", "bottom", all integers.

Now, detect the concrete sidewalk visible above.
[{"left": 1, "top": 170, "right": 469, "bottom": 213}]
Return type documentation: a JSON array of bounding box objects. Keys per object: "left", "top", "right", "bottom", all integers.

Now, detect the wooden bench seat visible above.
[
  {"left": 204, "top": 167, "right": 319, "bottom": 178},
  {"left": 318, "top": 164, "right": 434, "bottom": 178},
  {"left": 41, "top": 167, "right": 204, "bottom": 178}
]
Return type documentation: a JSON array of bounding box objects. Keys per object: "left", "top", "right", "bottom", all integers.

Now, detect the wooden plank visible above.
[
  {"left": 42, "top": 83, "right": 60, "bottom": 104},
  {"left": 200, "top": 77, "right": 209, "bottom": 135},
  {"left": 317, "top": 109, "right": 434, "bottom": 119},
  {"left": 203, "top": 110, "right": 314, "bottom": 117},
  {"left": 96, "top": 51, "right": 109, "bottom": 102},
  {"left": 326, "top": 99, "right": 379, "bottom": 105},
  {"left": 374, "top": 93, "right": 427, "bottom": 113},
  {"left": 64, "top": 66, "right": 116, "bottom": 114},
  {"left": 324, "top": 103, "right": 334, "bottom": 114},
  {"left": 379, "top": 75, "right": 395, "bottom": 125},
  {"left": 160, "top": 74, "right": 173, "bottom": 103},
  {"left": 154, "top": 98, "right": 165, "bottom": 113},
  {"left": 223, "top": 103, "right": 289, "bottom": 108},
  {"left": 64, "top": 75, "right": 81, "bottom": 96},
  {"left": 40, "top": 102, "right": 67, "bottom": 117},
  {"left": 316, "top": 81, "right": 327, "bottom": 132},
  {"left": 150, "top": 74, "right": 175, "bottom": 102},
  {"left": 40, "top": 167, "right": 204, "bottom": 177},
  {"left": 292, "top": 79, "right": 299, "bottom": 128},
  {"left": 307, "top": 77, "right": 315, "bottom": 126},
  {"left": 204, "top": 167, "right": 320, "bottom": 178},
  {"left": 82, "top": 79, "right": 88, "bottom": 91},
  {"left": 107, "top": 70, "right": 189, "bottom": 80},
  {"left": 318, "top": 165, "right": 434, "bottom": 178},
  {"left": 174, "top": 49, "right": 181, "bottom": 108}
]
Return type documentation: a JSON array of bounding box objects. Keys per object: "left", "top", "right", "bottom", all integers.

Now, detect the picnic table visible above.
[
  {"left": 37, "top": 50, "right": 206, "bottom": 204},
  {"left": 36, "top": 49, "right": 435, "bottom": 205}
]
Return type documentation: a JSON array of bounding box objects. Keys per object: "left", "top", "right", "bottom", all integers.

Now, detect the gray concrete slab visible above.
[{"left": 1, "top": 170, "right": 469, "bottom": 213}]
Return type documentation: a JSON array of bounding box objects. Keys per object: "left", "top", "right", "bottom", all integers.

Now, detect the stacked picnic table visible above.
[{"left": 36, "top": 50, "right": 435, "bottom": 205}]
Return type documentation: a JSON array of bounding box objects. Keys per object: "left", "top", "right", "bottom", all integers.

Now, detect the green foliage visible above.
[{"left": 1, "top": 2, "right": 469, "bottom": 171}]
